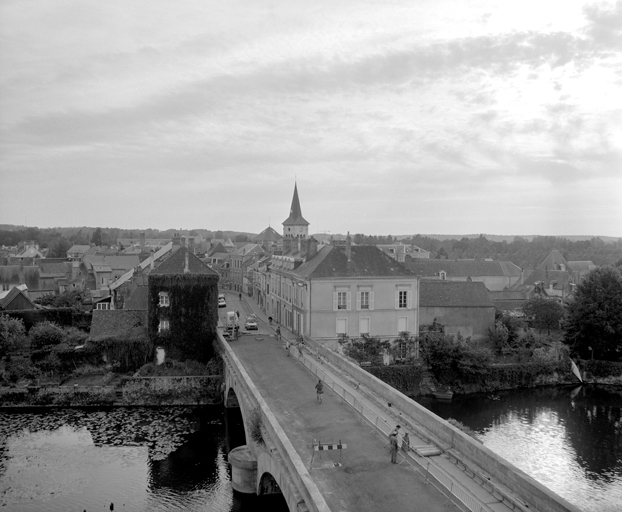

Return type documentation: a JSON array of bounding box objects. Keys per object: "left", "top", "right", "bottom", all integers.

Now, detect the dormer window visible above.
[
  {"left": 159, "top": 292, "right": 170, "bottom": 307},
  {"left": 439, "top": 271, "right": 447, "bottom": 280}
]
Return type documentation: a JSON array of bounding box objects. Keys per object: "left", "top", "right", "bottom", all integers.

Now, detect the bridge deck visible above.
[{"left": 231, "top": 333, "right": 462, "bottom": 512}]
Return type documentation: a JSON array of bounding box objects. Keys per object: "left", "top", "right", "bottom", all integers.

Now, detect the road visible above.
[{"left": 220, "top": 291, "right": 461, "bottom": 512}]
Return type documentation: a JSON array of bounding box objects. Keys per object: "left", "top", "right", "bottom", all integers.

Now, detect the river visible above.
[
  {"left": 0, "top": 405, "right": 288, "bottom": 512},
  {"left": 415, "top": 385, "right": 622, "bottom": 512}
]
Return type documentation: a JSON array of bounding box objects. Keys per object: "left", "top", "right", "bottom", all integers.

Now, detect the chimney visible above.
[
  {"left": 189, "top": 236, "right": 195, "bottom": 254},
  {"left": 181, "top": 236, "right": 186, "bottom": 247},
  {"left": 150, "top": 253, "right": 155, "bottom": 270},
  {"left": 346, "top": 232, "right": 352, "bottom": 262},
  {"left": 184, "top": 248, "right": 189, "bottom": 273},
  {"left": 520, "top": 268, "right": 524, "bottom": 285},
  {"left": 140, "top": 232, "right": 145, "bottom": 252},
  {"left": 307, "top": 237, "right": 318, "bottom": 259},
  {"left": 173, "top": 233, "right": 181, "bottom": 246}
]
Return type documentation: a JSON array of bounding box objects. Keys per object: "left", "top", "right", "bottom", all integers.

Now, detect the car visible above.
[
  {"left": 218, "top": 297, "right": 226, "bottom": 308},
  {"left": 244, "top": 316, "right": 258, "bottom": 330}
]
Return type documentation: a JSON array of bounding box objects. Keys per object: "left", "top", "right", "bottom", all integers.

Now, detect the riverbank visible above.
[
  {"left": 0, "top": 374, "right": 224, "bottom": 408},
  {"left": 364, "top": 358, "right": 622, "bottom": 397}
]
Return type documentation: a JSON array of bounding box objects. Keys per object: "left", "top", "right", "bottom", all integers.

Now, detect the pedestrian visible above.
[
  {"left": 315, "top": 379, "right": 324, "bottom": 403},
  {"left": 298, "top": 340, "right": 305, "bottom": 357},
  {"left": 268, "top": 316, "right": 273, "bottom": 325},
  {"left": 239, "top": 293, "right": 242, "bottom": 301},
  {"left": 285, "top": 339, "right": 291, "bottom": 356},
  {"left": 401, "top": 432, "right": 410, "bottom": 453},
  {"left": 390, "top": 424, "right": 401, "bottom": 437},
  {"left": 389, "top": 432, "right": 399, "bottom": 463}
]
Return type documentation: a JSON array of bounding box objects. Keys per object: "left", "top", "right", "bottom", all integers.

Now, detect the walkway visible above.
[{"left": 222, "top": 291, "right": 516, "bottom": 512}]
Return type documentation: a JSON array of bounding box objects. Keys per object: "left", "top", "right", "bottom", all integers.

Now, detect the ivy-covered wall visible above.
[{"left": 148, "top": 274, "right": 219, "bottom": 362}]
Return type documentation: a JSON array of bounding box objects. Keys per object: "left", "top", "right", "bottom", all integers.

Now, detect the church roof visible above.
[
  {"left": 282, "top": 183, "right": 309, "bottom": 226},
  {"left": 253, "top": 226, "right": 283, "bottom": 242}
]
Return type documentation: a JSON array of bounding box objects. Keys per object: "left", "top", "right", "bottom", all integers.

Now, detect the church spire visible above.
[{"left": 282, "top": 183, "right": 309, "bottom": 238}]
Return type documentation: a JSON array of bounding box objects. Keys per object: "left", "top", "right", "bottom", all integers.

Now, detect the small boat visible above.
[{"left": 432, "top": 390, "right": 454, "bottom": 401}]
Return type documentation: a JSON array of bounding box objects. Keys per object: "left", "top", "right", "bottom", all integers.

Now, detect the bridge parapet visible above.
[
  {"left": 302, "top": 336, "right": 582, "bottom": 512},
  {"left": 217, "top": 333, "right": 331, "bottom": 512}
]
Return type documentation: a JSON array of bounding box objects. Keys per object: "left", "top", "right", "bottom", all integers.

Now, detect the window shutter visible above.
[
  {"left": 333, "top": 292, "right": 338, "bottom": 311},
  {"left": 370, "top": 292, "right": 375, "bottom": 310},
  {"left": 395, "top": 291, "right": 399, "bottom": 309},
  {"left": 407, "top": 291, "right": 413, "bottom": 309},
  {"left": 356, "top": 292, "right": 361, "bottom": 311},
  {"left": 347, "top": 292, "right": 351, "bottom": 310}
]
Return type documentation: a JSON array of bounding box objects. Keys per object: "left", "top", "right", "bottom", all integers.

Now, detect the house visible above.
[
  {"left": 377, "top": 243, "right": 430, "bottom": 262},
  {"left": 405, "top": 259, "right": 523, "bottom": 291},
  {"left": 0, "top": 285, "right": 37, "bottom": 311},
  {"left": 37, "top": 259, "right": 73, "bottom": 295},
  {"left": 488, "top": 290, "right": 529, "bottom": 313},
  {"left": 229, "top": 243, "right": 265, "bottom": 294},
  {"left": 148, "top": 245, "right": 220, "bottom": 362},
  {"left": 67, "top": 245, "right": 98, "bottom": 261},
  {"left": 515, "top": 250, "right": 594, "bottom": 301},
  {"left": 419, "top": 281, "right": 495, "bottom": 341},
  {"left": 264, "top": 185, "right": 419, "bottom": 342},
  {"left": 0, "top": 265, "right": 42, "bottom": 297},
  {"left": 80, "top": 255, "right": 141, "bottom": 293}
]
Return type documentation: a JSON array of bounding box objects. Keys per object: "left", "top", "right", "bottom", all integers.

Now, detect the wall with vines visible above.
[{"left": 148, "top": 274, "right": 219, "bottom": 363}]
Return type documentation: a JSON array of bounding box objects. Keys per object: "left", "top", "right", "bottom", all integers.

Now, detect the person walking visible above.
[
  {"left": 285, "top": 339, "right": 291, "bottom": 356},
  {"left": 401, "top": 432, "right": 410, "bottom": 453},
  {"left": 239, "top": 292, "right": 242, "bottom": 301},
  {"left": 315, "top": 379, "right": 324, "bottom": 403},
  {"left": 276, "top": 326, "right": 281, "bottom": 343},
  {"left": 390, "top": 424, "right": 401, "bottom": 438},
  {"left": 389, "top": 432, "right": 399, "bottom": 463}
]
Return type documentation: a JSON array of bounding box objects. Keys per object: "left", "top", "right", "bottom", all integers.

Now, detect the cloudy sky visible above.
[{"left": 1, "top": 0, "right": 621, "bottom": 237}]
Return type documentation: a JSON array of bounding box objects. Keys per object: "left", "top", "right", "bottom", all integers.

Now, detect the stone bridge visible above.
[{"left": 217, "top": 330, "right": 582, "bottom": 512}]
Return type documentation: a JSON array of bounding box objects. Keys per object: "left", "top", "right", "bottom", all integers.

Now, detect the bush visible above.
[
  {"left": 0, "top": 314, "right": 27, "bottom": 356},
  {"left": 248, "top": 407, "right": 265, "bottom": 446},
  {"left": 63, "top": 326, "right": 88, "bottom": 347},
  {"left": 29, "top": 321, "right": 65, "bottom": 349}
]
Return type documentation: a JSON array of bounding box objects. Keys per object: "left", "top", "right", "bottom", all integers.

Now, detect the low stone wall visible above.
[
  {"left": 120, "top": 375, "right": 223, "bottom": 405},
  {"left": 0, "top": 375, "right": 223, "bottom": 407},
  {"left": 0, "top": 385, "right": 116, "bottom": 407},
  {"left": 308, "top": 337, "right": 582, "bottom": 512}
]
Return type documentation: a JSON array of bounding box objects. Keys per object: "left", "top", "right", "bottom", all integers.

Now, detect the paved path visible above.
[{"left": 223, "top": 291, "right": 462, "bottom": 512}]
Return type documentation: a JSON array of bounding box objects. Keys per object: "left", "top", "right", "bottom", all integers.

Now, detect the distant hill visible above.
[{"left": 397, "top": 234, "right": 621, "bottom": 244}]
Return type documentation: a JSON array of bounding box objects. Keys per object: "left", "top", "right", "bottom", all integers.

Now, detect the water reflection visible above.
[
  {"left": 416, "top": 386, "right": 622, "bottom": 512},
  {"left": 0, "top": 406, "right": 286, "bottom": 512}
]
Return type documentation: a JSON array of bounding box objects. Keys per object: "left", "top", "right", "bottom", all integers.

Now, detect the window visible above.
[
  {"left": 159, "top": 292, "right": 170, "bottom": 307},
  {"left": 337, "top": 292, "right": 347, "bottom": 310},
  {"left": 96, "top": 303, "right": 109, "bottom": 310},
  {"left": 359, "top": 292, "right": 369, "bottom": 309},
  {"left": 398, "top": 317, "right": 408, "bottom": 333},
  {"left": 398, "top": 290, "right": 408, "bottom": 308},
  {"left": 336, "top": 318, "right": 348, "bottom": 335},
  {"left": 439, "top": 270, "right": 447, "bottom": 280},
  {"left": 158, "top": 320, "right": 170, "bottom": 333},
  {"left": 359, "top": 317, "right": 370, "bottom": 335}
]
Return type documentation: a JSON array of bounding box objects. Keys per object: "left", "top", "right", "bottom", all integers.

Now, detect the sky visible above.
[{"left": 1, "top": 0, "right": 621, "bottom": 238}]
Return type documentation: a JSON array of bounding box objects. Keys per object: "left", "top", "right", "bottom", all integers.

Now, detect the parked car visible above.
[
  {"left": 218, "top": 294, "right": 226, "bottom": 308},
  {"left": 244, "top": 316, "right": 258, "bottom": 330}
]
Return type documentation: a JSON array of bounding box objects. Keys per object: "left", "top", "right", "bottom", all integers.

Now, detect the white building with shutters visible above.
[{"left": 267, "top": 233, "right": 419, "bottom": 342}]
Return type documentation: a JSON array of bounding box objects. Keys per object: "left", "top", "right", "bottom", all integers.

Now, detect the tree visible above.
[
  {"left": 91, "top": 227, "right": 103, "bottom": 246},
  {"left": 565, "top": 266, "right": 622, "bottom": 361},
  {"left": 0, "top": 314, "right": 27, "bottom": 356},
  {"left": 522, "top": 297, "right": 565, "bottom": 335}
]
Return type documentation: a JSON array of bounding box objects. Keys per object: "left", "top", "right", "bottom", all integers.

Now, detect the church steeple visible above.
[{"left": 282, "top": 183, "right": 309, "bottom": 239}]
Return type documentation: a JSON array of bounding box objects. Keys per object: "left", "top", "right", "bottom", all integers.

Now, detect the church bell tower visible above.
[{"left": 282, "top": 183, "right": 309, "bottom": 239}]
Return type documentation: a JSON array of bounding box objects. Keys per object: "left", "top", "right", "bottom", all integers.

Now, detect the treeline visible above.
[
  {"left": 0, "top": 226, "right": 251, "bottom": 258},
  {"left": 353, "top": 233, "right": 622, "bottom": 269}
]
